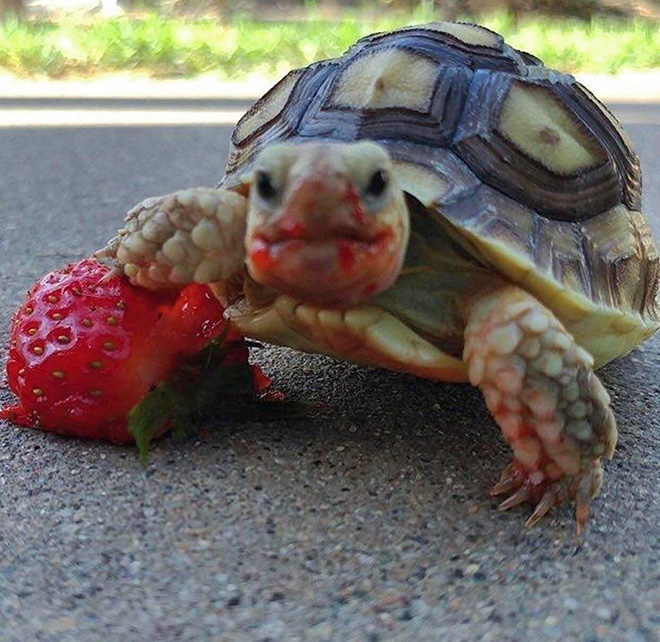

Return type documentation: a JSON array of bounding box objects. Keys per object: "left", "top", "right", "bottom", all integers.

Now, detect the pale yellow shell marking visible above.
[
  {"left": 233, "top": 71, "right": 300, "bottom": 144},
  {"left": 498, "top": 82, "right": 602, "bottom": 175},
  {"left": 423, "top": 21, "right": 500, "bottom": 47},
  {"left": 392, "top": 161, "right": 450, "bottom": 206},
  {"left": 330, "top": 49, "right": 437, "bottom": 112},
  {"left": 228, "top": 295, "right": 468, "bottom": 382}
]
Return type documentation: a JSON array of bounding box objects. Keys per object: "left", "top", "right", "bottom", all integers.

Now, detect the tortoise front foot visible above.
[
  {"left": 97, "top": 187, "right": 247, "bottom": 290},
  {"left": 491, "top": 457, "right": 602, "bottom": 533},
  {"left": 463, "top": 286, "right": 617, "bottom": 534}
]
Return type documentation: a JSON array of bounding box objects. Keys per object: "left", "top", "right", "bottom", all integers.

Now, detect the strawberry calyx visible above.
[{"left": 127, "top": 337, "right": 279, "bottom": 462}]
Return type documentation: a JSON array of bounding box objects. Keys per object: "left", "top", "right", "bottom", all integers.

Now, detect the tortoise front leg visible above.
[
  {"left": 98, "top": 188, "right": 247, "bottom": 290},
  {"left": 463, "top": 286, "right": 617, "bottom": 534}
]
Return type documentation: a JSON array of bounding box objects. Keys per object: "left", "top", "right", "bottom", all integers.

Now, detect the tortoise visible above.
[{"left": 102, "top": 21, "right": 660, "bottom": 533}]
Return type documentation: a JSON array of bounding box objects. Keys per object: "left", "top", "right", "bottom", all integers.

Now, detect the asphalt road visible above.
[{"left": 0, "top": 100, "right": 659, "bottom": 642}]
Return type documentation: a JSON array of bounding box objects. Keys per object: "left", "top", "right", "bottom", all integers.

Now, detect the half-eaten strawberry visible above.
[{"left": 1, "top": 259, "right": 271, "bottom": 454}]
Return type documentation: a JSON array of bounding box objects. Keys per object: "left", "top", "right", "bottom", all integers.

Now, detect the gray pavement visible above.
[{"left": 0, "top": 99, "right": 659, "bottom": 642}]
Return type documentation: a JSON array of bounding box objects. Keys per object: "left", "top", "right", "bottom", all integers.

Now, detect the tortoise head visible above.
[{"left": 244, "top": 141, "right": 410, "bottom": 307}]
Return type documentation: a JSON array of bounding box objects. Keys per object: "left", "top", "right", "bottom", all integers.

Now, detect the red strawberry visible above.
[
  {"left": 159, "top": 280, "right": 228, "bottom": 355},
  {"left": 1, "top": 259, "right": 230, "bottom": 444}
]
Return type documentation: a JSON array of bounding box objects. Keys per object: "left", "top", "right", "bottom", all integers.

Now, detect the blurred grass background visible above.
[{"left": 1, "top": 0, "right": 660, "bottom": 78}]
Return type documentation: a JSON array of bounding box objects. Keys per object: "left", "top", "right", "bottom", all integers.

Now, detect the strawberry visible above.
[{"left": 1, "top": 259, "right": 245, "bottom": 446}]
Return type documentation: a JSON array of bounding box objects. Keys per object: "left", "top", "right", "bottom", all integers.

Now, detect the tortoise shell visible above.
[{"left": 220, "top": 21, "right": 660, "bottom": 366}]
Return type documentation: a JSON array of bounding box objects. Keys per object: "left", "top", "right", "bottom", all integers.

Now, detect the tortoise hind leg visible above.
[
  {"left": 462, "top": 286, "right": 617, "bottom": 534},
  {"left": 97, "top": 188, "right": 247, "bottom": 290}
]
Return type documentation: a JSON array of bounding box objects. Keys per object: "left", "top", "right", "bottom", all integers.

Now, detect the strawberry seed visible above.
[
  {"left": 52, "top": 370, "right": 65, "bottom": 379},
  {"left": 57, "top": 335, "right": 70, "bottom": 344},
  {"left": 90, "top": 361, "right": 103, "bottom": 369},
  {"left": 32, "top": 346, "right": 44, "bottom": 355},
  {"left": 89, "top": 389, "right": 102, "bottom": 397}
]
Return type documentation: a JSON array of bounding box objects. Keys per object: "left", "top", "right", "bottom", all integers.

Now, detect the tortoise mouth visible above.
[{"left": 246, "top": 227, "right": 402, "bottom": 306}]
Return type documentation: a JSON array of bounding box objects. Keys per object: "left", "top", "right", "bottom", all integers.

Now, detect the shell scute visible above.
[{"left": 452, "top": 75, "right": 623, "bottom": 221}]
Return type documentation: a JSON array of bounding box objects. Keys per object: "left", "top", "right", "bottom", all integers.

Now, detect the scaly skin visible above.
[
  {"left": 463, "top": 286, "right": 617, "bottom": 534},
  {"left": 98, "top": 188, "right": 247, "bottom": 290}
]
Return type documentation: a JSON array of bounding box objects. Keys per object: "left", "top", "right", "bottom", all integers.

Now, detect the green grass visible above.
[{"left": 1, "top": 8, "right": 660, "bottom": 79}]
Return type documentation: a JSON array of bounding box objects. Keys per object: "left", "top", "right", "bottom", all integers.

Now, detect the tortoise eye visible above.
[
  {"left": 365, "top": 169, "right": 388, "bottom": 198},
  {"left": 255, "top": 171, "right": 277, "bottom": 201}
]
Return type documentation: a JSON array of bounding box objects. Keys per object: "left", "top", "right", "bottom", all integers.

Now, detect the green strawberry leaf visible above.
[
  {"left": 129, "top": 383, "right": 180, "bottom": 464},
  {"left": 129, "top": 338, "right": 320, "bottom": 463}
]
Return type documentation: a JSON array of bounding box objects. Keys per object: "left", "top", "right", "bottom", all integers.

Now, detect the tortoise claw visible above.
[
  {"left": 525, "top": 489, "right": 558, "bottom": 528},
  {"left": 490, "top": 463, "right": 524, "bottom": 496},
  {"left": 576, "top": 496, "right": 590, "bottom": 537},
  {"left": 498, "top": 486, "right": 531, "bottom": 510},
  {"left": 575, "top": 464, "right": 601, "bottom": 536},
  {"left": 492, "top": 458, "right": 603, "bottom": 533}
]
